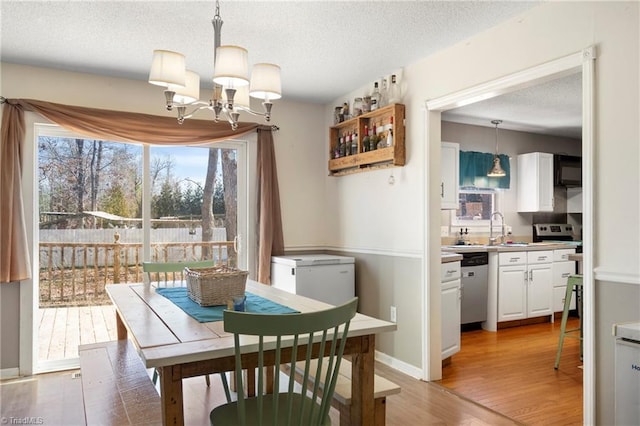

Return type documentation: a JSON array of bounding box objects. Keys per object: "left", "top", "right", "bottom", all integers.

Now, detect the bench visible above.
[
  {"left": 295, "top": 358, "right": 401, "bottom": 426},
  {"left": 79, "top": 340, "right": 162, "bottom": 426}
]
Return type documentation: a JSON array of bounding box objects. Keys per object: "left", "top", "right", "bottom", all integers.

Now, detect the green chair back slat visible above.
[
  {"left": 210, "top": 297, "right": 358, "bottom": 426},
  {"left": 142, "top": 260, "right": 215, "bottom": 286}
]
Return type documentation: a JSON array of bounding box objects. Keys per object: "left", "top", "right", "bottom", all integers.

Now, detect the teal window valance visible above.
[{"left": 459, "top": 151, "right": 510, "bottom": 189}]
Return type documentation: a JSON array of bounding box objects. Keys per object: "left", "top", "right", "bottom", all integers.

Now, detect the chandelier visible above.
[{"left": 148, "top": 0, "right": 281, "bottom": 130}]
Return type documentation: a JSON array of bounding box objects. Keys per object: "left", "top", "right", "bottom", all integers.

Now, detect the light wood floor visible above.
[
  {"left": 439, "top": 317, "right": 583, "bottom": 425},
  {"left": 38, "top": 305, "right": 117, "bottom": 361},
  {"left": 6, "top": 316, "right": 580, "bottom": 425}
]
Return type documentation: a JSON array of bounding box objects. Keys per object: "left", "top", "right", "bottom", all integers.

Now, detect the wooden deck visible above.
[{"left": 38, "top": 304, "right": 117, "bottom": 361}]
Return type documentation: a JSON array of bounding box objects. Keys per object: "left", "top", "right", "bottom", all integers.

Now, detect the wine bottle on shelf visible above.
[
  {"left": 362, "top": 125, "right": 370, "bottom": 153},
  {"left": 388, "top": 74, "right": 401, "bottom": 104},
  {"left": 339, "top": 135, "right": 346, "bottom": 157},
  {"left": 369, "top": 123, "right": 378, "bottom": 151},
  {"left": 379, "top": 78, "right": 388, "bottom": 108},
  {"left": 385, "top": 116, "right": 394, "bottom": 147},
  {"left": 351, "top": 132, "right": 358, "bottom": 155},
  {"left": 376, "top": 122, "right": 386, "bottom": 149},
  {"left": 370, "top": 82, "right": 381, "bottom": 111}
]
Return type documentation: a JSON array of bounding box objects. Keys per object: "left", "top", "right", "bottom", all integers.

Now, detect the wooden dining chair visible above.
[
  {"left": 209, "top": 297, "right": 358, "bottom": 426},
  {"left": 142, "top": 260, "right": 231, "bottom": 401}
]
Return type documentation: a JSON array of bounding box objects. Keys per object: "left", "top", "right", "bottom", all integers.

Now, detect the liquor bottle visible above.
[
  {"left": 379, "top": 78, "right": 389, "bottom": 108},
  {"left": 351, "top": 132, "right": 358, "bottom": 155},
  {"left": 339, "top": 135, "right": 346, "bottom": 157},
  {"left": 362, "top": 125, "right": 370, "bottom": 152},
  {"left": 370, "top": 82, "right": 381, "bottom": 111},
  {"left": 385, "top": 116, "right": 394, "bottom": 147},
  {"left": 376, "top": 122, "right": 386, "bottom": 149},
  {"left": 388, "top": 74, "right": 401, "bottom": 104},
  {"left": 369, "top": 123, "right": 378, "bottom": 151}
]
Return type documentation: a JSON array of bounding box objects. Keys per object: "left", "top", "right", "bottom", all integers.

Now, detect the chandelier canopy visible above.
[{"left": 148, "top": 0, "right": 281, "bottom": 130}]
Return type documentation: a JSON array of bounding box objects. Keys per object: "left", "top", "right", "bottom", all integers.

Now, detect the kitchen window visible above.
[{"left": 451, "top": 188, "right": 502, "bottom": 228}]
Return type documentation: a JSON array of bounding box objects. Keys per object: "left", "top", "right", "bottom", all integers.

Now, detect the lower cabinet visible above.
[
  {"left": 441, "top": 261, "right": 461, "bottom": 359},
  {"left": 552, "top": 249, "right": 577, "bottom": 312},
  {"left": 498, "top": 251, "right": 553, "bottom": 322}
]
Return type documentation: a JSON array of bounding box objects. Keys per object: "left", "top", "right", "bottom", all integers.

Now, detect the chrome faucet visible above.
[{"left": 489, "top": 211, "right": 506, "bottom": 245}]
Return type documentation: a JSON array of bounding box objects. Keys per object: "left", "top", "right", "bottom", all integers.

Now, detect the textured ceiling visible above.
[{"left": 1, "top": 1, "right": 581, "bottom": 139}]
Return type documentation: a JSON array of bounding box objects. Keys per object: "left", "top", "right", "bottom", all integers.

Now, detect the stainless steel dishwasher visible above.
[{"left": 460, "top": 252, "right": 489, "bottom": 325}]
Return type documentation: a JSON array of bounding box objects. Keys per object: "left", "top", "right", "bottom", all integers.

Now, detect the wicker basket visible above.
[{"left": 184, "top": 266, "right": 248, "bottom": 307}]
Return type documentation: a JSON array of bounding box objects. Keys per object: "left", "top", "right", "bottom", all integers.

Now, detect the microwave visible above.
[{"left": 554, "top": 154, "right": 582, "bottom": 187}]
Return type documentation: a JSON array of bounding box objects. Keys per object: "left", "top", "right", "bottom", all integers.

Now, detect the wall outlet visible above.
[
  {"left": 441, "top": 226, "right": 449, "bottom": 237},
  {"left": 390, "top": 305, "right": 397, "bottom": 323}
]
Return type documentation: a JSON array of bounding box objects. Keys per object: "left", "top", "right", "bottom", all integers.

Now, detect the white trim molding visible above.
[
  {"left": 594, "top": 268, "right": 640, "bottom": 286},
  {"left": 375, "top": 350, "right": 423, "bottom": 380},
  {"left": 0, "top": 368, "right": 20, "bottom": 380}
]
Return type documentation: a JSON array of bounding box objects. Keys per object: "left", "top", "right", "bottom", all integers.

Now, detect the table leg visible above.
[
  {"left": 159, "top": 365, "right": 184, "bottom": 426},
  {"left": 115, "top": 310, "right": 127, "bottom": 340},
  {"left": 351, "top": 334, "right": 375, "bottom": 425}
]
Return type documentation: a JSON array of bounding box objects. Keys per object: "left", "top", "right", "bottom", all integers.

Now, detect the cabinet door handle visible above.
[
  {"left": 524, "top": 271, "right": 528, "bottom": 281},
  {"left": 441, "top": 182, "right": 444, "bottom": 198},
  {"left": 529, "top": 270, "right": 533, "bottom": 282}
]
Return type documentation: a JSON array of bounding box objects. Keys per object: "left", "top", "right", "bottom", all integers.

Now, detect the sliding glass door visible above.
[{"left": 33, "top": 123, "right": 248, "bottom": 372}]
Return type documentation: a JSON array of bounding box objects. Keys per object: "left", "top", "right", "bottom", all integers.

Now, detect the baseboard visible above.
[
  {"left": 0, "top": 367, "right": 20, "bottom": 380},
  {"left": 375, "top": 350, "right": 422, "bottom": 379}
]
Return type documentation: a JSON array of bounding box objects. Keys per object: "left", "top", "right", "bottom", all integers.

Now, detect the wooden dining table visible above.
[{"left": 106, "top": 279, "right": 397, "bottom": 426}]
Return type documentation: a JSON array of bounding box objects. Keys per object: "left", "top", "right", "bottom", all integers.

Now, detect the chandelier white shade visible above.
[
  {"left": 148, "top": 50, "right": 186, "bottom": 87},
  {"left": 250, "top": 63, "right": 282, "bottom": 100},
  {"left": 169, "top": 70, "right": 200, "bottom": 104},
  {"left": 148, "top": 0, "right": 281, "bottom": 130},
  {"left": 213, "top": 46, "right": 250, "bottom": 87}
]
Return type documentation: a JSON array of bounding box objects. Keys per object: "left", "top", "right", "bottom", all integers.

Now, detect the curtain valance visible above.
[
  {"left": 459, "top": 150, "right": 511, "bottom": 189},
  {"left": 1, "top": 98, "right": 282, "bottom": 284}
]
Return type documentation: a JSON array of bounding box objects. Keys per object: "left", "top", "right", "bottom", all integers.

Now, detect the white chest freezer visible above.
[
  {"left": 613, "top": 322, "right": 640, "bottom": 426},
  {"left": 271, "top": 255, "right": 355, "bottom": 306}
]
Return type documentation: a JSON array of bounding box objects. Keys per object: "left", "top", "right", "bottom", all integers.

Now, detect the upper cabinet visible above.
[
  {"left": 441, "top": 142, "right": 459, "bottom": 210},
  {"left": 517, "top": 152, "right": 554, "bottom": 212},
  {"left": 328, "top": 104, "right": 405, "bottom": 176}
]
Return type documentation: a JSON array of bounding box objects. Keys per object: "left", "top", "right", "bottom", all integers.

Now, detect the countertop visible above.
[
  {"left": 441, "top": 242, "right": 578, "bottom": 253},
  {"left": 441, "top": 252, "right": 463, "bottom": 263}
]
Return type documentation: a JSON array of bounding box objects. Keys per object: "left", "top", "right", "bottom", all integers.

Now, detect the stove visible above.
[{"left": 533, "top": 223, "right": 582, "bottom": 253}]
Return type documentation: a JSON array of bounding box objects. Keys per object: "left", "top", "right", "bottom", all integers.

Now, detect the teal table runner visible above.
[{"left": 156, "top": 287, "right": 299, "bottom": 323}]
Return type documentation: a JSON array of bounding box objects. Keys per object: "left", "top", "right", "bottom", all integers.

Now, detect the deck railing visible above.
[{"left": 39, "top": 236, "right": 235, "bottom": 307}]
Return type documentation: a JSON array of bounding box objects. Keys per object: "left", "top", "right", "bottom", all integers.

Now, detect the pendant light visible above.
[{"left": 487, "top": 119, "right": 506, "bottom": 177}]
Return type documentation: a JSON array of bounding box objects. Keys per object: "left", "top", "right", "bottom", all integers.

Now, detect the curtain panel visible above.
[
  {"left": 0, "top": 98, "right": 283, "bottom": 284},
  {"left": 459, "top": 150, "right": 511, "bottom": 189}
]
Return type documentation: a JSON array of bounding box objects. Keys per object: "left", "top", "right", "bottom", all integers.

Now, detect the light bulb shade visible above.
[
  {"left": 224, "top": 85, "right": 251, "bottom": 109},
  {"left": 213, "top": 45, "right": 250, "bottom": 87},
  {"left": 149, "top": 50, "right": 186, "bottom": 87},
  {"left": 169, "top": 70, "right": 200, "bottom": 104},
  {"left": 488, "top": 155, "right": 506, "bottom": 177},
  {"left": 250, "top": 63, "right": 282, "bottom": 100}
]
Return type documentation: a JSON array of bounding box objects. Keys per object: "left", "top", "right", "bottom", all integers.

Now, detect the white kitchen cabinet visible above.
[
  {"left": 567, "top": 187, "right": 582, "bottom": 213},
  {"left": 517, "top": 152, "right": 554, "bottom": 212},
  {"left": 441, "top": 142, "right": 459, "bottom": 210},
  {"left": 552, "top": 248, "right": 577, "bottom": 312},
  {"left": 441, "top": 261, "right": 461, "bottom": 359},
  {"left": 498, "top": 250, "right": 553, "bottom": 322}
]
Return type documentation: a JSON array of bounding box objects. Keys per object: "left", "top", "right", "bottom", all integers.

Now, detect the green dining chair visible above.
[
  {"left": 209, "top": 297, "right": 358, "bottom": 426},
  {"left": 142, "top": 259, "right": 215, "bottom": 287},
  {"left": 142, "top": 260, "right": 231, "bottom": 401}
]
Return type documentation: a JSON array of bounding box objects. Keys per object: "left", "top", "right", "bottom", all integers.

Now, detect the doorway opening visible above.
[{"left": 424, "top": 46, "right": 595, "bottom": 423}]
